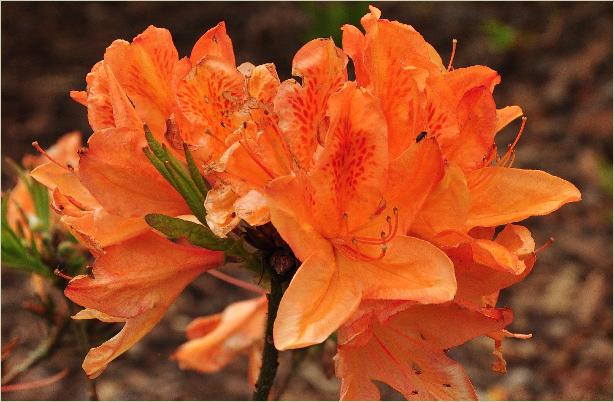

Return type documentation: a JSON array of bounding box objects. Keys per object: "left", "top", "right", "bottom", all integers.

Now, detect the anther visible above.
[
  {"left": 447, "top": 39, "right": 458, "bottom": 72},
  {"left": 534, "top": 237, "right": 554, "bottom": 255}
]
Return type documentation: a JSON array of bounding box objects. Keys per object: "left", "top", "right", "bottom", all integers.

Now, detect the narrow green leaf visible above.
[
  {"left": 164, "top": 163, "right": 207, "bottom": 224},
  {"left": 145, "top": 213, "right": 233, "bottom": 251},
  {"left": 26, "top": 179, "right": 50, "bottom": 231},
  {"left": 183, "top": 143, "right": 209, "bottom": 196},
  {"left": 144, "top": 126, "right": 168, "bottom": 161},
  {"left": 142, "top": 146, "right": 177, "bottom": 186}
]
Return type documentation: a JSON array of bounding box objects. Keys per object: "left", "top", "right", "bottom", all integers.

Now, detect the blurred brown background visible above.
[{"left": 2, "top": 2, "right": 612, "bottom": 400}]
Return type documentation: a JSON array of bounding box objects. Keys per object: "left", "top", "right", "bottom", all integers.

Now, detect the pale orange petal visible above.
[
  {"left": 443, "top": 86, "right": 497, "bottom": 172},
  {"left": 496, "top": 105, "right": 523, "bottom": 133},
  {"left": 411, "top": 163, "right": 470, "bottom": 240},
  {"left": 173, "top": 297, "right": 266, "bottom": 373},
  {"left": 350, "top": 235, "right": 456, "bottom": 304},
  {"left": 78, "top": 127, "right": 189, "bottom": 217},
  {"left": 65, "top": 231, "right": 222, "bottom": 319},
  {"left": 466, "top": 167, "right": 581, "bottom": 228},
  {"left": 274, "top": 249, "right": 361, "bottom": 350}
]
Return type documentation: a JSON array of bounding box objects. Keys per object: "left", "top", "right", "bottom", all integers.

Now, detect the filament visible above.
[
  {"left": 447, "top": 39, "right": 458, "bottom": 72},
  {"left": 208, "top": 269, "right": 266, "bottom": 295}
]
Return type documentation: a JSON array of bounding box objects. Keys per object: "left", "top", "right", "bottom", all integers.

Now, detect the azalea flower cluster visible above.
[{"left": 28, "top": 6, "right": 580, "bottom": 400}]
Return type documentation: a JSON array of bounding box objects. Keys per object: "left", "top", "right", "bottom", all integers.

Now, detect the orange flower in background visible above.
[
  {"left": 7, "top": 132, "right": 82, "bottom": 237},
  {"left": 267, "top": 83, "right": 456, "bottom": 350},
  {"left": 173, "top": 297, "right": 267, "bottom": 387}
]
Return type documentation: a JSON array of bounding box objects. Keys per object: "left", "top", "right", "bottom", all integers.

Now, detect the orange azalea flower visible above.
[
  {"left": 266, "top": 82, "right": 456, "bottom": 350},
  {"left": 7, "top": 131, "right": 81, "bottom": 238},
  {"left": 67, "top": 231, "right": 223, "bottom": 378},
  {"left": 173, "top": 296, "right": 267, "bottom": 387},
  {"left": 335, "top": 300, "right": 513, "bottom": 400}
]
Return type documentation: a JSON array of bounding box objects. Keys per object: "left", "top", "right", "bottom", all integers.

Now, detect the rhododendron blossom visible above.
[{"left": 25, "top": 5, "right": 581, "bottom": 400}]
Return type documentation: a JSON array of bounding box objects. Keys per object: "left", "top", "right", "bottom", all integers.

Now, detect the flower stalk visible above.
[{"left": 252, "top": 264, "right": 285, "bottom": 400}]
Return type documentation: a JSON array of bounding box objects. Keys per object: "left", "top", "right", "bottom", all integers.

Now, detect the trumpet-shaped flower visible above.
[{"left": 267, "top": 83, "right": 456, "bottom": 350}]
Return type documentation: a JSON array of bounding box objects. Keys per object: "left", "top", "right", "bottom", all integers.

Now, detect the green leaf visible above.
[
  {"left": 26, "top": 179, "right": 50, "bottom": 231},
  {"left": 1, "top": 217, "right": 52, "bottom": 278},
  {"left": 145, "top": 213, "right": 233, "bottom": 251},
  {"left": 143, "top": 127, "right": 207, "bottom": 224},
  {"left": 183, "top": 143, "right": 209, "bottom": 196},
  {"left": 164, "top": 162, "right": 207, "bottom": 224}
]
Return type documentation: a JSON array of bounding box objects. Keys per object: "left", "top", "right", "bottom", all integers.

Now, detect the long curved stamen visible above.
[
  {"left": 338, "top": 243, "right": 387, "bottom": 262},
  {"left": 353, "top": 207, "right": 399, "bottom": 245},
  {"left": 534, "top": 237, "right": 554, "bottom": 255},
  {"left": 208, "top": 269, "right": 266, "bottom": 295},
  {"left": 32, "top": 142, "right": 70, "bottom": 171},
  {"left": 447, "top": 39, "right": 458, "bottom": 72},
  {"left": 499, "top": 117, "right": 527, "bottom": 166}
]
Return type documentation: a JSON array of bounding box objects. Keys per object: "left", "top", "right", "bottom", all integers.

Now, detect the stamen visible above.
[
  {"left": 208, "top": 269, "right": 266, "bottom": 295},
  {"left": 499, "top": 117, "right": 527, "bottom": 166},
  {"left": 447, "top": 39, "right": 458, "bottom": 72},
  {"left": 534, "top": 237, "right": 554, "bottom": 255},
  {"left": 337, "top": 243, "right": 387, "bottom": 262},
  {"left": 54, "top": 268, "right": 73, "bottom": 281},
  {"left": 352, "top": 207, "right": 399, "bottom": 245},
  {"left": 32, "top": 142, "right": 69, "bottom": 171}
]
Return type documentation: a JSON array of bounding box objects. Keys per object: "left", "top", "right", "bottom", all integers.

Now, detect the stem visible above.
[
  {"left": 252, "top": 268, "right": 285, "bottom": 400},
  {"left": 69, "top": 305, "right": 99, "bottom": 401}
]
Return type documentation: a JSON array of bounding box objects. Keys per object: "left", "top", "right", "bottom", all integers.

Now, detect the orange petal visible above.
[
  {"left": 247, "top": 63, "right": 281, "bottom": 105},
  {"left": 445, "top": 65, "right": 501, "bottom": 104},
  {"left": 466, "top": 167, "right": 581, "bottom": 228},
  {"left": 309, "top": 83, "right": 388, "bottom": 236},
  {"left": 386, "top": 137, "right": 445, "bottom": 233},
  {"left": 190, "top": 22, "right": 235, "bottom": 66},
  {"left": 65, "top": 231, "right": 222, "bottom": 319},
  {"left": 104, "top": 26, "right": 179, "bottom": 136},
  {"left": 30, "top": 163, "right": 99, "bottom": 210},
  {"left": 274, "top": 248, "right": 361, "bottom": 350},
  {"left": 336, "top": 301, "right": 512, "bottom": 400},
  {"left": 81, "top": 305, "right": 165, "bottom": 378},
  {"left": 265, "top": 175, "right": 330, "bottom": 262},
  {"left": 70, "top": 90, "right": 87, "bottom": 107},
  {"left": 450, "top": 226, "right": 537, "bottom": 301},
  {"left": 62, "top": 209, "right": 149, "bottom": 251},
  {"left": 336, "top": 321, "right": 476, "bottom": 400},
  {"left": 78, "top": 127, "right": 189, "bottom": 217},
  {"left": 83, "top": 61, "right": 116, "bottom": 131},
  {"left": 443, "top": 86, "right": 497, "bottom": 172},
  {"left": 67, "top": 232, "right": 222, "bottom": 378},
  {"left": 496, "top": 105, "right": 523, "bottom": 133},
  {"left": 341, "top": 23, "right": 368, "bottom": 86},
  {"left": 350, "top": 235, "right": 456, "bottom": 304},
  {"left": 273, "top": 38, "right": 347, "bottom": 170},
  {"left": 173, "top": 297, "right": 266, "bottom": 373},
  {"left": 176, "top": 57, "right": 246, "bottom": 147},
  {"left": 411, "top": 163, "right": 470, "bottom": 241}
]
